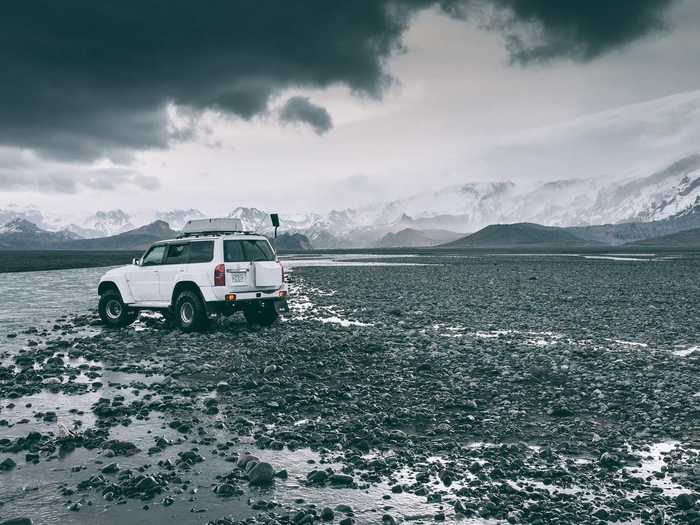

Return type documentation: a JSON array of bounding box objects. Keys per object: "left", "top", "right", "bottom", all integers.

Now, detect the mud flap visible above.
[{"left": 274, "top": 299, "right": 289, "bottom": 313}]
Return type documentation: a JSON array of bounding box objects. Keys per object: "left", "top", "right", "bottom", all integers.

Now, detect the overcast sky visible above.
[{"left": 2, "top": 0, "right": 700, "bottom": 217}]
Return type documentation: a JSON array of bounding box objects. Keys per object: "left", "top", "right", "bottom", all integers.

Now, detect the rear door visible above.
[
  {"left": 242, "top": 239, "right": 283, "bottom": 288},
  {"left": 126, "top": 244, "right": 165, "bottom": 302}
]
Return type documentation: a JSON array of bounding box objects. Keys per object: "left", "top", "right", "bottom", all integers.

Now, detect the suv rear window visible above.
[
  {"left": 224, "top": 240, "right": 274, "bottom": 262},
  {"left": 188, "top": 241, "right": 214, "bottom": 263}
]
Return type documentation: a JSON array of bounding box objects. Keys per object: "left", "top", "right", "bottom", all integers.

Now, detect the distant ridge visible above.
[
  {"left": 625, "top": 226, "right": 700, "bottom": 247},
  {"left": 442, "top": 222, "right": 595, "bottom": 247},
  {"left": 376, "top": 228, "right": 463, "bottom": 248}
]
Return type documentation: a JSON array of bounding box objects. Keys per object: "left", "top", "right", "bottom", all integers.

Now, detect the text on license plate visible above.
[{"left": 229, "top": 272, "right": 246, "bottom": 283}]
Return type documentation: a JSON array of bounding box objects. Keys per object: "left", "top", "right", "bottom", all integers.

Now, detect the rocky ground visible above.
[{"left": 1, "top": 254, "right": 699, "bottom": 524}]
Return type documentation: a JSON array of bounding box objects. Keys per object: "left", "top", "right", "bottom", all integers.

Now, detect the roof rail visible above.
[{"left": 176, "top": 230, "right": 258, "bottom": 239}]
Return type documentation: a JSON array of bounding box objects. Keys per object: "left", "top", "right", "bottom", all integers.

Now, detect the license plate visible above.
[{"left": 229, "top": 272, "right": 246, "bottom": 283}]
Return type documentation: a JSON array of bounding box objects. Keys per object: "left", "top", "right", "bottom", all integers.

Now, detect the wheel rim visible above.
[
  {"left": 105, "top": 299, "right": 123, "bottom": 320},
  {"left": 180, "top": 301, "right": 194, "bottom": 325}
]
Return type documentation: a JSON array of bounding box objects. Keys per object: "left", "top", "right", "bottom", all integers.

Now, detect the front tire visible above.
[
  {"left": 243, "top": 301, "right": 279, "bottom": 327},
  {"left": 174, "top": 290, "right": 208, "bottom": 332},
  {"left": 99, "top": 290, "right": 135, "bottom": 328}
]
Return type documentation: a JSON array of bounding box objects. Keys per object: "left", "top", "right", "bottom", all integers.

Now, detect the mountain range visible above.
[{"left": 1, "top": 153, "right": 699, "bottom": 249}]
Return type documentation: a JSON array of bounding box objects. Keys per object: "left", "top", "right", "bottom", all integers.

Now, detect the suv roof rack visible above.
[{"left": 177, "top": 230, "right": 259, "bottom": 239}]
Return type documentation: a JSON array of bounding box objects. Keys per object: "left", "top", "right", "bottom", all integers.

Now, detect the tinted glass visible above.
[
  {"left": 164, "top": 244, "right": 189, "bottom": 265},
  {"left": 141, "top": 245, "right": 166, "bottom": 266},
  {"left": 242, "top": 240, "right": 274, "bottom": 261},
  {"left": 223, "top": 240, "right": 246, "bottom": 262},
  {"left": 188, "top": 241, "right": 214, "bottom": 263},
  {"left": 224, "top": 240, "right": 274, "bottom": 262}
]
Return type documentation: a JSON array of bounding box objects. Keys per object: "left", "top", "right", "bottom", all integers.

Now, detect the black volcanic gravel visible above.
[{"left": 1, "top": 254, "right": 699, "bottom": 524}]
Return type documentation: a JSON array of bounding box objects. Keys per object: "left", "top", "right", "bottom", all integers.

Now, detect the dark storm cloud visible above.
[
  {"left": 488, "top": 0, "right": 675, "bottom": 63},
  {"left": 0, "top": 1, "right": 677, "bottom": 161},
  {"left": 279, "top": 97, "right": 333, "bottom": 135}
]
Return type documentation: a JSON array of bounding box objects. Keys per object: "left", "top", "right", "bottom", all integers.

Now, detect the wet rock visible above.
[
  {"left": 102, "top": 440, "right": 139, "bottom": 456},
  {"left": 321, "top": 507, "right": 334, "bottom": 521},
  {"left": 0, "top": 519, "right": 33, "bottom": 525},
  {"left": 0, "top": 457, "right": 17, "bottom": 471},
  {"left": 248, "top": 461, "right": 275, "bottom": 486},
  {"left": 329, "top": 473, "right": 354, "bottom": 486},
  {"left": 599, "top": 452, "right": 622, "bottom": 469},
  {"left": 236, "top": 452, "right": 259, "bottom": 469},
  {"left": 676, "top": 493, "right": 698, "bottom": 510},
  {"left": 214, "top": 483, "right": 241, "bottom": 497}
]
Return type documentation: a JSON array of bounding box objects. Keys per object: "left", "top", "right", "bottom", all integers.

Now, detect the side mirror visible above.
[{"left": 132, "top": 258, "right": 141, "bottom": 266}]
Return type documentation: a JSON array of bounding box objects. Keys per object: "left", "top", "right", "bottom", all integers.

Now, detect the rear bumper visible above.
[
  {"left": 201, "top": 284, "right": 288, "bottom": 302},
  {"left": 205, "top": 296, "right": 289, "bottom": 316}
]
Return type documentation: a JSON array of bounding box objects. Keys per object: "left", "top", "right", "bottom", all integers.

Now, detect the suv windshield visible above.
[{"left": 224, "top": 239, "right": 274, "bottom": 262}]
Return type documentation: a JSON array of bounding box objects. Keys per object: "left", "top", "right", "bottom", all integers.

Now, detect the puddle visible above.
[
  {"left": 672, "top": 346, "right": 698, "bottom": 357},
  {"left": 625, "top": 441, "right": 693, "bottom": 497}
]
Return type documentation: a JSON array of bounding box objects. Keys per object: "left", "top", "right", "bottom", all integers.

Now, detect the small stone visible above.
[
  {"left": 321, "top": 507, "right": 334, "bottom": 521},
  {"left": 101, "top": 463, "right": 120, "bottom": 474}
]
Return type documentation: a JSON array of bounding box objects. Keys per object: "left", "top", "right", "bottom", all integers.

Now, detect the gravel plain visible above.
[{"left": 1, "top": 253, "right": 699, "bottom": 524}]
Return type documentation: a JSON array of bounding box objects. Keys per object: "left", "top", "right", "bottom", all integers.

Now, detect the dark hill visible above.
[
  {"left": 60, "top": 221, "right": 178, "bottom": 250},
  {"left": 443, "top": 222, "right": 593, "bottom": 247},
  {"left": 271, "top": 232, "right": 312, "bottom": 251}
]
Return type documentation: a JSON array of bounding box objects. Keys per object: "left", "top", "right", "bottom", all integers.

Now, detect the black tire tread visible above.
[
  {"left": 98, "top": 289, "right": 135, "bottom": 328},
  {"left": 174, "top": 290, "right": 208, "bottom": 332}
]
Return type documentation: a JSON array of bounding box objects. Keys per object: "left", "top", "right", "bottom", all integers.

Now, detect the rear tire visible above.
[
  {"left": 174, "top": 290, "right": 208, "bottom": 332},
  {"left": 243, "top": 301, "right": 279, "bottom": 327},
  {"left": 98, "top": 290, "right": 135, "bottom": 328}
]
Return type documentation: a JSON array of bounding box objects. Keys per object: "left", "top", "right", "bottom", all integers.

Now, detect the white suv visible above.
[{"left": 97, "top": 218, "right": 288, "bottom": 331}]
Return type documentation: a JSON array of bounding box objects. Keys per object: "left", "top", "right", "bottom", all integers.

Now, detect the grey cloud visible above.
[
  {"left": 0, "top": 1, "right": 679, "bottom": 161},
  {"left": 279, "top": 97, "right": 333, "bottom": 135},
  {"left": 0, "top": 156, "right": 160, "bottom": 193}
]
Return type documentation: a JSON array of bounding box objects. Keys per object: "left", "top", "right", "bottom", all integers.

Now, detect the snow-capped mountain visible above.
[
  {"left": 64, "top": 209, "right": 136, "bottom": 238},
  {"left": 0, "top": 206, "right": 48, "bottom": 230},
  {"left": 154, "top": 209, "right": 207, "bottom": 230},
  {"left": 0, "top": 218, "right": 81, "bottom": 249},
  {"left": 2, "top": 154, "right": 699, "bottom": 249}
]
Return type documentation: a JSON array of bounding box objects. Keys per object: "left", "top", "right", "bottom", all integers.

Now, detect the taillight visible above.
[{"left": 214, "top": 264, "right": 225, "bottom": 286}]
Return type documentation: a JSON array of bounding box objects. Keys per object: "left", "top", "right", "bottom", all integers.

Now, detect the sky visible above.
[{"left": 1, "top": 0, "right": 700, "bottom": 218}]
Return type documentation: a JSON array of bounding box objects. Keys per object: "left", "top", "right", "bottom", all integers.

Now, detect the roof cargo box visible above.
[{"left": 182, "top": 218, "right": 245, "bottom": 234}]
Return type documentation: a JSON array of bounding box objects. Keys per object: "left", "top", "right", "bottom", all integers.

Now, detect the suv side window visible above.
[
  {"left": 188, "top": 241, "right": 214, "bottom": 263},
  {"left": 141, "top": 245, "right": 166, "bottom": 266},
  {"left": 224, "top": 240, "right": 246, "bottom": 262},
  {"left": 164, "top": 243, "right": 189, "bottom": 265}
]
